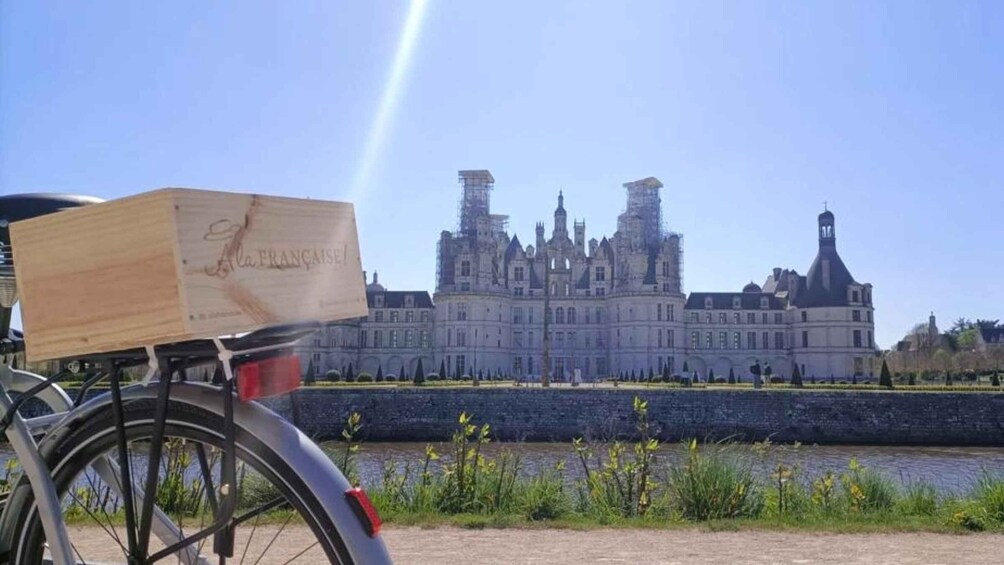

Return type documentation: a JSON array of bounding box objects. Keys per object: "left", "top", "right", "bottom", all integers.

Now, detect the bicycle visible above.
[{"left": 0, "top": 193, "right": 393, "bottom": 564}]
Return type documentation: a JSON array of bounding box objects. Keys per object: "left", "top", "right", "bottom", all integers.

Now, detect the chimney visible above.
[
  {"left": 773, "top": 267, "right": 782, "bottom": 281},
  {"left": 373, "top": 271, "right": 379, "bottom": 285},
  {"left": 588, "top": 238, "right": 598, "bottom": 257}
]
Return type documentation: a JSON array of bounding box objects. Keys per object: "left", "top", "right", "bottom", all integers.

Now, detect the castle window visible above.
[
  {"left": 762, "top": 331, "right": 769, "bottom": 349},
  {"left": 662, "top": 261, "right": 670, "bottom": 277},
  {"left": 595, "top": 266, "right": 606, "bottom": 281},
  {"left": 550, "top": 282, "right": 557, "bottom": 295},
  {"left": 390, "top": 330, "right": 399, "bottom": 348},
  {"left": 390, "top": 311, "right": 399, "bottom": 323},
  {"left": 374, "top": 330, "right": 383, "bottom": 347},
  {"left": 457, "top": 303, "right": 467, "bottom": 321},
  {"left": 528, "top": 308, "right": 534, "bottom": 323},
  {"left": 774, "top": 331, "right": 784, "bottom": 349},
  {"left": 668, "top": 304, "right": 675, "bottom": 321},
  {"left": 667, "top": 329, "right": 674, "bottom": 348},
  {"left": 760, "top": 297, "right": 769, "bottom": 309},
  {"left": 734, "top": 332, "right": 741, "bottom": 350},
  {"left": 564, "top": 283, "right": 570, "bottom": 295},
  {"left": 657, "top": 304, "right": 663, "bottom": 321},
  {"left": 706, "top": 332, "right": 713, "bottom": 349},
  {"left": 774, "top": 313, "right": 783, "bottom": 324},
  {"left": 719, "top": 331, "right": 728, "bottom": 349},
  {"left": 457, "top": 330, "right": 466, "bottom": 347},
  {"left": 460, "top": 282, "right": 470, "bottom": 291},
  {"left": 360, "top": 330, "right": 368, "bottom": 348},
  {"left": 568, "top": 307, "right": 577, "bottom": 324},
  {"left": 747, "top": 313, "right": 756, "bottom": 324},
  {"left": 658, "top": 329, "right": 663, "bottom": 348},
  {"left": 853, "top": 330, "right": 862, "bottom": 348},
  {"left": 513, "top": 331, "right": 523, "bottom": 348},
  {"left": 762, "top": 313, "right": 768, "bottom": 325},
  {"left": 801, "top": 311, "right": 807, "bottom": 323},
  {"left": 513, "top": 307, "right": 523, "bottom": 324},
  {"left": 514, "top": 287, "right": 524, "bottom": 296},
  {"left": 461, "top": 261, "right": 471, "bottom": 277},
  {"left": 802, "top": 331, "right": 809, "bottom": 348},
  {"left": 690, "top": 312, "right": 699, "bottom": 323},
  {"left": 405, "top": 330, "right": 414, "bottom": 348},
  {"left": 732, "top": 297, "right": 741, "bottom": 309},
  {"left": 662, "top": 283, "right": 672, "bottom": 292},
  {"left": 595, "top": 307, "right": 603, "bottom": 323},
  {"left": 705, "top": 312, "right": 712, "bottom": 324},
  {"left": 852, "top": 310, "right": 861, "bottom": 322},
  {"left": 704, "top": 297, "right": 713, "bottom": 309},
  {"left": 867, "top": 310, "right": 872, "bottom": 323},
  {"left": 747, "top": 331, "right": 757, "bottom": 349},
  {"left": 420, "top": 330, "right": 430, "bottom": 348},
  {"left": 406, "top": 310, "right": 414, "bottom": 323},
  {"left": 421, "top": 311, "right": 430, "bottom": 323},
  {"left": 852, "top": 290, "right": 860, "bottom": 303},
  {"left": 691, "top": 331, "right": 700, "bottom": 348},
  {"left": 375, "top": 311, "right": 384, "bottom": 322},
  {"left": 595, "top": 287, "right": 605, "bottom": 296},
  {"left": 719, "top": 313, "right": 727, "bottom": 324},
  {"left": 405, "top": 294, "right": 414, "bottom": 308},
  {"left": 514, "top": 267, "right": 525, "bottom": 282},
  {"left": 733, "top": 312, "right": 741, "bottom": 324},
  {"left": 556, "top": 307, "right": 565, "bottom": 324},
  {"left": 374, "top": 294, "right": 384, "bottom": 308}
]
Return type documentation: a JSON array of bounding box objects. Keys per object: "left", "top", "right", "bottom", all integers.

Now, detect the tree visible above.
[
  {"left": 976, "top": 319, "right": 1001, "bottom": 330},
  {"left": 345, "top": 363, "right": 355, "bottom": 383},
  {"left": 728, "top": 367, "right": 736, "bottom": 385},
  {"left": 708, "top": 368, "right": 715, "bottom": 382},
  {"left": 908, "top": 372, "right": 916, "bottom": 386},
  {"left": 791, "top": 363, "right": 803, "bottom": 387},
  {"left": 304, "top": 360, "right": 316, "bottom": 385},
  {"left": 376, "top": 365, "right": 384, "bottom": 382},
  {"left": 878, "top": 359, "right": 893, "bottom": 389},
  {"left": 992, "top": 371, "right": 1001, "bottom": 387},
  {"left": 631, "top": 369, "right": 637, "bottom": 382},
  {"left": 945, "top": 371, "right": 953, "bottom": 387},
  {"left": 414, "top": 359, "right": 425, "bottom": 385},
  {"left": 439, "top": 359, "right": 447, "bottom": 378},
  {"left": 950, "top": 317, "right": 973, "bottom": 336},
  {"left": 475, "top": 368, "right": 483, "bottom": 387},
  {"left": 662, "top": 365, "right": 670, "bottom": 382},
  {"left": 682, "top": 361, "right": 689, "bottom": 373},
  {"left": 957, "top": 328, "right": 980, "bottom": 351},
  {"left": 648, "top": 367, "right": 654, "bottom": 383}
]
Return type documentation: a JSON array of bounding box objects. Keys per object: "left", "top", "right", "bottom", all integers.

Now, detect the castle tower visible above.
[
  {"left": 574, "top": 219, "right": 586, "bottom": 253},
  {"left": 553, "top": 191, "right": 568, "bottom": 239},
  {"left": 536, "top": 222, "right": 545, "bottom": 250}
]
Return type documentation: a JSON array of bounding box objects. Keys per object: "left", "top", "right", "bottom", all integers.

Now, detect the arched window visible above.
[
  {"left": 568, "top": 307, "right": 576, "bottom": 324},
  {"left": 564, "top": 283, "right": 570, "bottom": 295},
  {"left": 550, "top": 282, "right": 557, "bottom": 295},
  {"left": 556, "top": 307, "right": 565, "bottom": 324}
]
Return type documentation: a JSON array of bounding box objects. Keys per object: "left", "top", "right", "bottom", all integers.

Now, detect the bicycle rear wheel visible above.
[{"left": 8, "top": 392, "right": 360, "bottom": 564}]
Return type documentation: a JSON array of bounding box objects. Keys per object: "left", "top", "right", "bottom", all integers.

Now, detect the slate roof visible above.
[
  {"left": 576, "top": 265, "right": 591, "bottom": 289},
  {"left": 979, "top": 327, "right": 1004, "bottom": 345},
  {"left": 795, "top": 246, "right": 856, "bottom": 308},
  {"left": 684, "top": 292, "right": 785, "bottom": 310},
  {"left": 366, "top": 291, "right": 434, "bottom": 308},
  {"left": 504, "top": 235, "right": 523, "bottom": 263}
]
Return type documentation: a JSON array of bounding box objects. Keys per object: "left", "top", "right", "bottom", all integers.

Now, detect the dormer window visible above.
[
  {"left": 704, "top": 297, "right": 713, "bottom": 309},
  {"left": 374, "top": 294, "right": 384, "bottom": 308},
  {"left": 852, "top": 290, "right": 860, "bottom": 303},
  {"left": 760, "top": 297, "right": 769, "bottom": 310},
  {"left": 732, "top": 297, "right": 741, "bottom": 309},
  {"left": 461, "top": 261, "right": 471, "bottom": 277},
  {"left": 405, "top": 294, "right": 414, "bottom": 308}
]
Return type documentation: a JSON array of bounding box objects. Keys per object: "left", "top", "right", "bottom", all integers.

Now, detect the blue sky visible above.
[{"left": 2, "top": 1, "right": 1002, "bottom": 348}]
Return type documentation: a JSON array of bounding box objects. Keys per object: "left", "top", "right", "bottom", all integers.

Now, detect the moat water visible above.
[{"left": 335, "top": 442, "right": 1004, "bottom": 494}]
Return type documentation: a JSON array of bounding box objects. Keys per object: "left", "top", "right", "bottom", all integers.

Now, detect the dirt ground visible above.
[{"left": 63, "top": 525, "right": 1004, "bottom": 564}]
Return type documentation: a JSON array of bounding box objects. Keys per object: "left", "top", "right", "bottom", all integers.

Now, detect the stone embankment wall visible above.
[{"left": 252, "top": 388, "right": 1004, "bottom": 445}]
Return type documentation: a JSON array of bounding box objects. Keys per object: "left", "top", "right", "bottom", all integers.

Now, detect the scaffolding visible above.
[
  {"left": 457, "top": 170, "right": 494, "bottom": 236},
  {"left": 619, "top": 177, "right": 664, "bottom": 246}
]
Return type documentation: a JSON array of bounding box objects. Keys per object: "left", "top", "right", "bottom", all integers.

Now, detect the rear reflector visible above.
[
  {"left": 236, "top": 355, "right": 302, "bottom": 402},
  {"left": 345, "top": 487, "right": 382, "bottom": 537}
]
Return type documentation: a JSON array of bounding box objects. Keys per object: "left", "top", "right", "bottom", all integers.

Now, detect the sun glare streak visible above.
[{"left": 347, "top": 0, "right": 430, "bottom": 206}]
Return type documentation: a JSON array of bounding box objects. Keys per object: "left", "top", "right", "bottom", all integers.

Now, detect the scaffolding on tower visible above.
[
  {"left": 620, "top": 177, "right": 664, "bottom": 245},
  {"left": 456, "top": 170, "right": 494, "bottom": 236}
]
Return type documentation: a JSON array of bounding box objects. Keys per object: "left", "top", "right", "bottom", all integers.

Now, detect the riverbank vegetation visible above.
[{"left": 355, "top": 399, "right": 1004, "bottom": 533}]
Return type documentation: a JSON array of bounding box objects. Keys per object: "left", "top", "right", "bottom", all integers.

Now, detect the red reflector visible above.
[
  {"left": 345, "top": 487, "right": 382, "bottom": 537},
  {"left": 236, "top": 356, "right": 302, "bottom": 402}
]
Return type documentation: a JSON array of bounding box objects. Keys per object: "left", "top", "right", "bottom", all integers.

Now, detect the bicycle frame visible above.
[{"left": 0, "top": 331, "right": 313, "bottom": 565}]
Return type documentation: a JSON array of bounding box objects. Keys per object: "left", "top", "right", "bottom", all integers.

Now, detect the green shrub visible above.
[
  {"left": 385, "top": 375, "right": 397, "bottom": 382},
  {"left": 769, "top": 376, "right": 783, "bottom": 384},
  {"left": 518, "top": 466, "right": 568, "bottom": 521},
  {"left": 426, "top": 374, "right": 439, "bottom": 382},
  {"left": 668, "top": 441, "right": 763, "bottom": 520},
  {"left": 357, "top": 373, "right": 373, "bottom": 383},
  {"left": 897, "top": 481, "right": 938, "bottom": 516},
  {"left": 325, "top": 369, "right": 340, "bottom": 382},
  {"left": 971, "top": 472, "right": 1004, "bottom": 525},
  {"left": 840, "top": 459, "right": 896, "bottom": 513}
]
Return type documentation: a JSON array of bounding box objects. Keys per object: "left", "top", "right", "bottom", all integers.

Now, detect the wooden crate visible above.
[{"left": 10, "top": 188, "right": 368, "bottom": 361}]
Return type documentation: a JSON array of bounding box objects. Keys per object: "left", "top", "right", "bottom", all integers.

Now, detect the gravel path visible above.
[{"left": 62, "top": 525, "right": 1004, "bottom": 564}]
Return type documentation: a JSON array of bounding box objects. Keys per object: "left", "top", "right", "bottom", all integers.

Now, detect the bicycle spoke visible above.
[
  {"left": 81, "top": 468, "right": 125, "bottom": 551},
  {"left": 250, "top": 512, "right": 294, "bottom": 565},
  {"left": 65, "top": 488, "right": 127, "bottom": 557},
  {"left": 280, "top": 540, "right": 319, "bottom": 565},
  {"left": 237, "top": 509, "right": 261, "bottom": 565}
]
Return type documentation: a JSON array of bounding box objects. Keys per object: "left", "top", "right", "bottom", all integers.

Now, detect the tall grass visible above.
[{"left": 668, "top": 440, "right": 763, "bottom": 520}]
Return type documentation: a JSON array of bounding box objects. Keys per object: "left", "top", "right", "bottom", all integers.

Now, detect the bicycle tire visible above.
[{"left": 5, "top": 384, "right": 389, "bottom": 564}]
